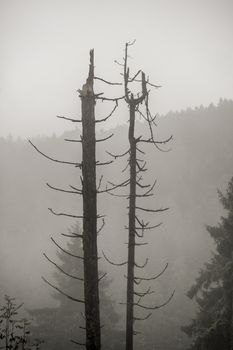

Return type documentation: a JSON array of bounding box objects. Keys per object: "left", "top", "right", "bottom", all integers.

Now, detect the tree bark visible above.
[
  {"left": 126, "top": 102, "right": 137, "bottom": 350},
  {"left": 81, "top": 50, "right": 101, "bottom": 350}
]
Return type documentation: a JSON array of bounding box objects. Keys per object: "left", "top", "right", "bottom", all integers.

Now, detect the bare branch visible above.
[
  {"left": 97, "top": 178, "right": 130, "bottom": 194},
  {"left": 127, "top": 39, "right": 136, "bottom": 46},
  {"left": 42, "top": 277, "right": 84, "bottom": 303},
  {"left": 134, "top": 287, "right": 154, "bottom": 298},
  {"left": 135, "top": 290, "right": 175, "bottom": 310},
  {"left": 97, "top": 175, "right": 103, "bottom": 191},
  {"left": 69, "top": 185, "right": 83, "bottom": 194},
  {"left": 106, "top": 148, "right": 130, "bottom": 159},
  {"left": 135, "top": 206, "right": 169, "bottom": 213},
  {"left": 134, "top": 258, "right": 149, "bottom": 269},
  {"left": 48, "top": 207, "right": 84, "bottom": 219},
  {"left": 46, "top": 182, "right": 82, "bottom": 195},
  {"left": 128, "top": 70, "right": 141, "bottom": 82},
  {"left": 136, "top": 181, "right": 150, "bottom": 189},
  {"left": 136, "top": 145, "right": 145, "bottom": 155},
  {"left": 94, "top": 76, "right": 122, "bottom": 86},
  {"left": 28, "top": 140, "right": 81, "bottom": 167},
  {"left": 61, "top": 232, "right": 83, "bottom": 239},
  {"left": 70, "top": 339, "right": 86, "bottom": 347},
  {"left": 122, "top": 160, "right": 130, "bottom": 173},
  {"left": 96, "top": 101, "right": 118, "bottom": 123},
  {"left": 98, "top": 272, "right": 107, "bottom": 282},
  {"left": 96, "top": 160, "right": 113, "bottom": 166},
  {"left": 133, "top": 313, "right": 152, "bottom": 321},
  {"left": 135, "top": 222, "right": 162, "bottom": 230},
  {"left": 64, "top": 138, "right": 82, "bottom": 143},
  {"left": 56, "top": 115, "right": 82, "bottom": 123},
  {"left": 97, "top": 218, "right": 105, "bottom": 235},
  {"left": 43, "top": 253, "right": 84, "bottom": 281},
  {"left": 102, "top": 250, "right": 127, "bottom": 266},
  {"left": 96, "top": 95, "right": 125, "bottom": 102},
  {"left": 139, "top": 135, "right": 173, "bottom": 146},
  {"left": 142, "top": 179, "right": 157, "bottom": 196},
  {"left": 134, "top": 263, "right": 168, "bottom": 281},
  {"left": 96, "top": 133, "right": 114, "bottom": 142},
  {"left": 51, "top": 237, "right": 84, "bottom": 259},
  {"left": 114, "top": 60, "right": 124, "bottom": 67}
]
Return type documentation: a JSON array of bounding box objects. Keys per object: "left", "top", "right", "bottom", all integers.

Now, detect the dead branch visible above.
[
  {"left": 135, "top": 290, "right": 175, "bottom": 310},
  {"left": 43, "top": 253, "right": 84, "bottom": 281},
  {"left": 42, "top": 277, "right": 84, "bottom": 303},
  {"left": 64, "top": 138, "right": 82, "bottom": 143},
  {"left": 133, "top": 313, "right": 152, "bottom": 321},
  {"left": 61, "top": 232, "right": 83, "bottom": 239},
  {"left": 134, "top": 258, "right": 149, "bottom": 269},
  {"left": 70, "top": 339, "right": 86, "bottom": 347},
  {"left": 51, "top": 237, "right": 84, "bottom": 260},
  {"left": 96, "top": 95, "right": 125, "bottom": 102},
  {"left": 56, "top": 115, "right": 82, "bottom": 122},
  {"left": 134, "top": 287, "right": 154, "bottom": 298},
  {"left": 135, "top": 206, "right": 169, "bottom": 213},
  {"left": 94, "top": 76, "right": 122, "bottom": 86},
  {"left": 46, "top": 182, "right": 82, "bottom": 195},
  {"left": 102, "top": 250, "right": 127, "bottom": 266},
  {"left": 106, "top": 148, "right": 130, "bottom": 159},
  {"left": 96, "top": 133, "right": 114, "bottom": 142},
  {"left": 97, "top": 178, "right": 130, "bottom": 194},
  {"left": 29, "top": 140, "right": 81, "bottom": 167},
  {"left": 48, "top": 207, "right": 84, "bottom": 219},
  {"left": 97, "top": 218, "right": 105, "bottom": 235},
  {"left": 134, "top": 263, "right": 168, "bottom": 281},
  {"left": 96, "top": 101, "right": 118, "bottom": 123},
  {"left": 96, "top": 160, "right": 113, "bottom": 166},
  {"left": 98, "top": 272, "right": 107, "bottom": 282},
  {"left": 97, "top": 175, "right": 103, "bottom": 191},
  {"left": 135, "top": 222, "right": 162, "bottom": 230},
  {"left": 69, "top": 185, "right": 83, "bottom": 194}
]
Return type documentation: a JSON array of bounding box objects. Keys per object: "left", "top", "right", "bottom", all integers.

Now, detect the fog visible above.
[
  {"left": 1, "top": 0, "right": 233, "bottom": 137},
  {"left": 1, "top": 2, "right": 233, "bottom": 349}
]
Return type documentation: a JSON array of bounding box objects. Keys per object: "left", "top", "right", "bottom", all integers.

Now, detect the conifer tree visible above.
[
  {"left": 29, "top": 223, "right": 122, "bottom": 350},
  {"left": 182, "top": 177, "right": 233, "bottom": 350}
]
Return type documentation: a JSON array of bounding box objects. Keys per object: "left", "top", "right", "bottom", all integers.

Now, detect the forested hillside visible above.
[{"left": 1, "top": 99, "right": 233, "bottom": 349}]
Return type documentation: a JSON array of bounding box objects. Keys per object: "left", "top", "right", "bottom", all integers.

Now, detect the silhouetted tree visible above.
[
  {"left": 103, "top": 41, "right": 174, "bottom": 350},
  {"left": 29, "top": 49, "right": 121, "bottom": 350},
  {"left": 182, "top": 177, "right": 233, "bottom": 350}
]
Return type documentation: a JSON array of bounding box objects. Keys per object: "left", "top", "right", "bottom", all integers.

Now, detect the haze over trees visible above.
[{"left": 1, "top": 96, "right": 233, "bottom": 349}]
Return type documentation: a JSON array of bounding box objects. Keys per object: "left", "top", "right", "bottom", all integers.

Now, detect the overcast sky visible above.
[{"left": 0, "top": 0, "right": 233, "bottom": 138}]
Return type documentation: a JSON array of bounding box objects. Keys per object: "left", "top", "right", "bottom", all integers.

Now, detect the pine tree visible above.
[
  {"left": 182, "top": 177, "right": 233, "bottom": 350},
  {"left": 29, "top": 223, "right": 123, "bottom": 350}
]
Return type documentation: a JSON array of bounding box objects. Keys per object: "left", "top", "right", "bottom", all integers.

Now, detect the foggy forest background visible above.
[
  {"left": 1, "top": 99, "right": 233, "bottom": 349},
  {"left": 1, "top": 1, "right": 233, "bottom": 349}
]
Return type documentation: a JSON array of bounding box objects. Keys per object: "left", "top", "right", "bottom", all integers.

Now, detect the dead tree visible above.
[
  {"left": 104, "top": 41, "right": 174, "bottom": 350},
  {"left": 29, "top": 50, "right": 122, "bottom": 350}
]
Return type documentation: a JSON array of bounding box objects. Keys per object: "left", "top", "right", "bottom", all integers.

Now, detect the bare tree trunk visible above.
[
  {"left": 126, "top": 103, "right": 137, "bottom": 350},
  {"left": 230, "top": 293, "right": 233, "bottom": 350},
  {"left": 81, "top": 50, "right": 101, "bottom": 350}
]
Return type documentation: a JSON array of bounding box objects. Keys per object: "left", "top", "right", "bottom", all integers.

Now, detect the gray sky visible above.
[{"left": 0, "top": 0, "right": 233, "bottom": 137}]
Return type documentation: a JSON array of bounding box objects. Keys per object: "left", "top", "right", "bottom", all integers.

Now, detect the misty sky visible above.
[{"left": 0, "top": 0, "right": 233, "bottom": 138}]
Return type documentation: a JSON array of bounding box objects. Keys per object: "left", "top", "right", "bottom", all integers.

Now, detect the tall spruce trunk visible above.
[
  {"left": 126, "top": 102, "right": 137, "bottom": 350},
  {"left": 81, "top": 50, "right": 101, "bottom": 350}
]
